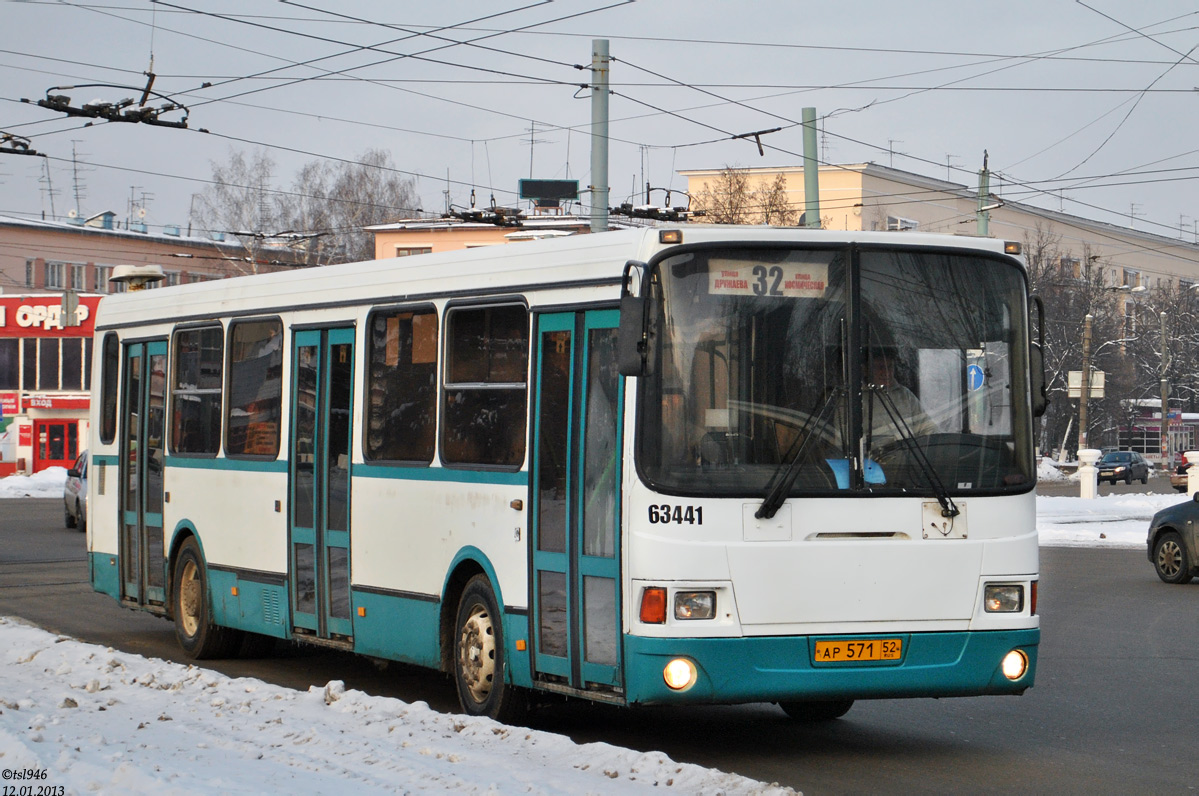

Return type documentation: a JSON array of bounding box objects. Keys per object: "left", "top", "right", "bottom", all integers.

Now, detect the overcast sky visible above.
[{"left": 2, "top": 1, "right": 1198, "bottom": 242}]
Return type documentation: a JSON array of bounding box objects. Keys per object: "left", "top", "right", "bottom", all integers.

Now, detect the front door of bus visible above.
[
  {"left": 119, "top": 340, "right": 167, "bottom": 606},
  {"left": 531, "top": 309, "right": 624, "bottom": 691},
  {"left": 289, "top": 328, "right": 354, "bottom": 640}
]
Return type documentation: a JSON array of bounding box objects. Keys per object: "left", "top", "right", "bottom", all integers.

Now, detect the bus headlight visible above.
[
  {"left": 674, "top": 591, "right": 715, "bottom": 620},
  {"left": 1001, "top": 649, "right": 1029, "bottom": 680},
  {"left": 984, "top": 584, "right": 1024, "bottom": 612},
  {"left": 663, "top": 657, "right": 697, "bottom": 691}
]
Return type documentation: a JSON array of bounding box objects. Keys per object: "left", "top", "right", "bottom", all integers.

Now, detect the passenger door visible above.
[
  {"left": 288, "top": 328, "right": 355, "bottom": 640},
  {"left": 530, "top": 309, "right": 624, "bottom": 691},
  {"left": 118, "top": 340, "right": 168, "bottom": 606}
]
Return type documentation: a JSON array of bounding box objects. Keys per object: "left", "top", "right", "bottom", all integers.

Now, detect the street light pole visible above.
[
  {"left": 1080, "top": 313, "right": 1093, "bottom": 450},
  {"left": 1160, "top": 311, "right": 1171, "bottom": 467}
]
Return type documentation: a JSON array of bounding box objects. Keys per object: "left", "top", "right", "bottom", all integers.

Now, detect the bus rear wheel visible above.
[
  {"left": 453, "top": 575, "right": 527, "bottom": 724},
  {"left": 172, "top": 537, "right": 242, "bottom": 659},
  {"left": 779, "top": 699, "right": 854, "bottom": 721}
]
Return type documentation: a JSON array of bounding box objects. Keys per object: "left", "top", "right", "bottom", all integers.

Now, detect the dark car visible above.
[
  {"left": 1147, "top": 495, "right": 1199, "bottom": 583},
  {"left": 63, "top": 450, "right": 87, "bottom": 532},
  {"left": 1097, "top": 450, "right": 1149, "bottom": 485}
]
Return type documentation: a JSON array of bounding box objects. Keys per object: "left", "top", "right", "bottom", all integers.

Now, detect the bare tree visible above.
[
  {"left": 754, "top": 172, "right": 797, "bottom": 226},
  {"left": 190, "top": 148, "right": 287, "bottom": 274},
  {"left": 193, "top": 148, "right": 421, "bottom": 269},
  {"left": 1024, "top": 223, "right": 1124, "bottom": 455},
  {"left": 317, "top": 149, "right": 421, "bottom": 263},
  {"left": 692, "top": 166, "right": 754, "bottom": 224},
  {"left": 692, "top": 167, "right": 798, "bottom": 226}
]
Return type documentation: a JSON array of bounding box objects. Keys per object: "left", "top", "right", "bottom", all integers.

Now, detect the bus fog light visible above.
[
  {"left": 674, "top": 591, "right": 715, "bottom": 620},
  {"left": 663, "top": 658, "right": 697, "bottom": 691},
  {"left": 1002, "top": 649, "right": 1028, "bottom": 680},
  {"left": 984, "top": 584, "right": 1023, "bottom": 613}
]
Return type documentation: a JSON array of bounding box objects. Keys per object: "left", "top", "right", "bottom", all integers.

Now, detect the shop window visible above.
[
  {"left": 61, "top": 339, "right": 82, "bottom": 391},
  {"left": 0, "top": 339, "right": 17, "bottom": 390}
]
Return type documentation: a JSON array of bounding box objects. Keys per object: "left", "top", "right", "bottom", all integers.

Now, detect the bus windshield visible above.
[{"left": 638, "top": 244, "right": 1035, "bottom": 497}]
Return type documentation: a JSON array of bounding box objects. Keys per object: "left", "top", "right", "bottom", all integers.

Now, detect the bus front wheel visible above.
[
  {"left": 172, "top": 537, "right": 242, "bottom": 659},
  {"left": 453, "top": 574, "right": 527, "bottom": 724},
  {"left": 779, "top": 699, "right": 854, "bottom": 721}
]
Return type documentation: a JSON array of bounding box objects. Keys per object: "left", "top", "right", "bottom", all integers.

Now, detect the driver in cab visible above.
[{"left": 863, "top": 347, "right": 937, "bottom": 452}]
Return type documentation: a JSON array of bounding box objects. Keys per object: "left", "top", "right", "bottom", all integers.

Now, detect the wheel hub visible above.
[
  {"left": 458, "top": 604, "right": 496, "bottom": 703},
  {"left": 1158, "top": 540, "right": 1183, "bottom": 578},
  {"left": 179, "top": 561, "right": 201, "bottom": 636}
]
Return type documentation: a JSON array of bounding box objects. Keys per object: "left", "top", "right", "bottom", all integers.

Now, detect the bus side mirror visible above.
[
  {"left": 1029, "top": 295, "right": 1049, "bottom": 418},
  {"left": 1030, "top": 342, "right": 1049, "bottom": 418},
  {"left": 618, "top": 260, "right": 648, "bottom": 376}
]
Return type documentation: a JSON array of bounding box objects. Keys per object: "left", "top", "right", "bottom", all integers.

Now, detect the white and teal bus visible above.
[{"left": 87, "top": 227, "right": 1042, "bottom": 722}]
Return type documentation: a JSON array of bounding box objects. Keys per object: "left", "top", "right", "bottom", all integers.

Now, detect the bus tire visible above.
[
  {"left": 1153, "top": 531, "right": 1192, "bottom": 584},
  {"left": 172, "top": 537, "right": 242, "bottom": 659},
  {"left": 779, "top": 699, "right": 854, "bottom": 721},
  {"left": 453, "top": 574, "right": 527, "bottom": 724}
]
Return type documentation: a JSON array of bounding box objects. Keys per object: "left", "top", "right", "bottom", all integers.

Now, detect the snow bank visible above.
[
  {"left": 1036, "top": 492, "right": 1185, "bottom": 548},
  {"left": 0, "top": 467, "right": 67, "bottom": 499},
  {"left": 0, "top": 618, "right": 791, "bottom": 795}
]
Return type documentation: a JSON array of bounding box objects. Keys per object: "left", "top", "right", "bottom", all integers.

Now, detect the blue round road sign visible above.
[{"left": 967, "top": 364, "right": 985, "bottom": 392}]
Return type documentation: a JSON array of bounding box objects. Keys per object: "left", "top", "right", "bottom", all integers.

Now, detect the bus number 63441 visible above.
[{"left": 647, "top": 505, "right": 703, "bottom": 525}]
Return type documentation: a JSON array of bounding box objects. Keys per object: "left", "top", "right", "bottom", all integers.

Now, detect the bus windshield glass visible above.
[{"left": 638, "top": 245, "right": 1035, "bottom": 496}]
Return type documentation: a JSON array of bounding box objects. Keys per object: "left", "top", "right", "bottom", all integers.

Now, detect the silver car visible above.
[{"left": 64, "top": 450, "right": 87, "bottom": 532}]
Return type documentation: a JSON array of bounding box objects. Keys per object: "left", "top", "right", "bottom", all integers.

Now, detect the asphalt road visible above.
[
  {"left": 3, "top": 498, "right": 1198, "bottom": 794},
  {"left": 1035, "top": 471, "right": 1178, "bottom": 497}
]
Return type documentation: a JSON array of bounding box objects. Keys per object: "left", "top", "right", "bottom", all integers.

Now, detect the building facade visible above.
[
  {"left": 0, "top": 294, "right": 101, "bottom": 475},
  {"left": 0, "top": 213, "right": 299, "bottom": 475},
  {"left": 368, "top": 213, "right": 639, "bottom": 258},
  {"left": 0, "top": 213, "right": 298, "bottom": 296},
  {"left": 680, "top": 162, "right": 1199, "bottom": 289}
]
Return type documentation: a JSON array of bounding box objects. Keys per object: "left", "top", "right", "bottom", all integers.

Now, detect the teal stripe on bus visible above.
[
  {"left": 165, "top": 457, "right": 289, "bottom": 474},
  {"left": 149, "top": 456, "right": 525, "bottom": 484},
  {"left": 355, "top": 463, "right": 528, "bottom": 487}
]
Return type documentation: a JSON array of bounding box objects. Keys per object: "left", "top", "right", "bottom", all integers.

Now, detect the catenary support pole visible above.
[
  {"left": 590, "top": 39, "right": 610, "bottom": 233},
  {"left": 802, "top": 107, "right": 820, "bottom": 228}
]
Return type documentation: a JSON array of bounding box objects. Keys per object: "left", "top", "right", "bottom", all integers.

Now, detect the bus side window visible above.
[
  {"left": 170, "top": 325, "right": 223, "bottom": 456},
  {"left": 226, "top": 319, "right": 283, "bottom": 458},
  {"left": 442, "top": 304, "right": 529, "bottom": 467},
  {"left": 365, "top": 307, "right": 438, "bottom": 463},
  {"left": 99, "top": 332, "right": 120, "bottom": 444}
]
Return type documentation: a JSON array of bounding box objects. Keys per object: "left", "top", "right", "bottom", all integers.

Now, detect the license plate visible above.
[
  {"left": 813, "top": 638, "right": 902, "bottom": 662},
  {"left": 1099, "top": 470, "right": 1114, "bottom": 477}
]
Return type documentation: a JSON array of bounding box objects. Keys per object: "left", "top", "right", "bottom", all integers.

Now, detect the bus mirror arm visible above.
[{"left": 618, "top": 260, "right": 649, "bottom": 376}]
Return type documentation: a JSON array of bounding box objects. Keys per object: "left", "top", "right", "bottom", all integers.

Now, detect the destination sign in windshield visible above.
[{"left": 708, "top": 260, "right": 827, "bottom": 298}]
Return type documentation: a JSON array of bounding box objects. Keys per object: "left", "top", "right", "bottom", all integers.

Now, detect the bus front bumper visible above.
[{"left": 622, "top": 628, "right": 1039, "bottom": 705}]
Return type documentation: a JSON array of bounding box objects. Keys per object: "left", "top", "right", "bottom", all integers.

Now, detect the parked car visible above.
[
  {"left": 1096, "top": 450, "right": 1150, "bottom": 485},
  {"left": 63, "top": 450, "right": 87, "bottom": 532},
  {"left": 1147, "top": 494, "right": 1199, "bottom": 583},
  {"left": 1169, "top": 453, "right": 1195, "bottom": 492}
]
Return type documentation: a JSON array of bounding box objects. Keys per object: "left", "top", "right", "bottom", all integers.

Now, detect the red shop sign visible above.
[{"left": 22, "top": 395, "right": 90, "bottom": 411}]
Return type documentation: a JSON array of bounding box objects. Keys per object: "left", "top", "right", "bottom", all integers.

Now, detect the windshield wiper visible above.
[
  {"left": 756, "top": 389, "right": 841, "bottom": 520},
  {"left": 872, "top": 387, "right": 959, "bottom": 518}
]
